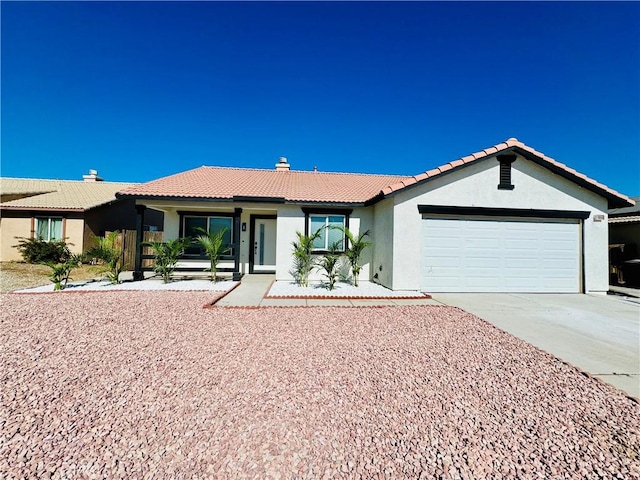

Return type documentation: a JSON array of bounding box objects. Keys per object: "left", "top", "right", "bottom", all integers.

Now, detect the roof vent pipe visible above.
[{"left": 275, "top": 156, "right": 290, "bottom": 171}]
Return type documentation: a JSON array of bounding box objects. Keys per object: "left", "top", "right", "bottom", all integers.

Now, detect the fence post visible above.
[{"left": 133, "top": 205, "right": 146, "bottom": 281}]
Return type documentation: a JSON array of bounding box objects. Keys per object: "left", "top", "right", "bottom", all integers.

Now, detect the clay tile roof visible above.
[
  {"left": 1, "top": 178, "right": 135, "bottom": 211},
  {"left": 380, "top": 138, "right": 634, "bottom": 208},
  {"left": 117, "top": 139, "right": 633, "bottom": 209},
  {"left": 508, "top": 140, "right": 632, "bottom": 208},
  {"left": 118, "top": 167, "right": 411, "bottom": 205},
  {"left": 483, "top": 147, "right": 498, "bottom": 155}
]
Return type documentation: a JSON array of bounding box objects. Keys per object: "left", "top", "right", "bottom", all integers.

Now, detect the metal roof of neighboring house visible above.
[
  {"left": 118, "top": 167, "right": 411, "bottom": 205},
  {"left": 609, "top": 196, "right": 640, "bottom": 218},
  {"left": 608, "top": 216, "right": 639, "bottom": 224},
  {"left": 117, "top": 138, "right": 634, "bottom": 208},
  {"left": 0, "top": 178, "right": 135, "bottom": 211}
]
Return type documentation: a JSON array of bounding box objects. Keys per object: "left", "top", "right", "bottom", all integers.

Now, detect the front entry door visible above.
[{"left": 250, "top": 216, "right": 277, "bottom": 273}]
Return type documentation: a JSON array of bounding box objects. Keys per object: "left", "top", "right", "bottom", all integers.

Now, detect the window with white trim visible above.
[
  {"left": 309, "top": 214, "right": 345, "bottom": 251},
  {"left": 35, "top": 217, "right": 63, "bottom": 242}
]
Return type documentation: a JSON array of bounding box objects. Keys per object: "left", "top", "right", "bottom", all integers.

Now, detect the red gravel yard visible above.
[{"left": 1, "top": 292, "right": 638, "bottom": 478}]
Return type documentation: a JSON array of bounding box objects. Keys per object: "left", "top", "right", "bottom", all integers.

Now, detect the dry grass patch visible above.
[{"left": 0, "top": 261, "right": 104, "bottom": 293}]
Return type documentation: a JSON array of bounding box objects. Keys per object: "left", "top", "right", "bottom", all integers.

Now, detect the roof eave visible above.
[
  {"left": 116, "top": 193, "right": 236, "bottom": 203},
  {"left": 117, "top": 192, "right": 370, "bottom": 208},
  {"left": 378, "top": 143, "right": 634, "bottom": 209},
  {"left": 510, "top": 146, "right": 634, "bottom": 209},
  {"left": 0, "top": 205, "right": 85, "bottom": 212}
]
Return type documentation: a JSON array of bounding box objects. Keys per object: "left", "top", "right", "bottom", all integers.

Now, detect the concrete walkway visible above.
[
  {"left": 431, "top": 293, "right": 640, "bottom": 398},
  {"left": 215, "top": 274, "right": 275, "bottom": 307},
  {"left": 215, "top": 275, "right": 440, "bottom": 307}
]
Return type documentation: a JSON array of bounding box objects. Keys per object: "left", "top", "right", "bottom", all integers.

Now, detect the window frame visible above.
[
  {"left": 301, "top": 207, "right": 352, "bottom": 254},
  {"left": 34, "top": 217, "right": 64, "bottom": 242},
  {"left": 179, "top": 212, "right": 235, "bottom": 257},
  {"left": 309, "top": 214, "right": 346, "bottom": 252}
]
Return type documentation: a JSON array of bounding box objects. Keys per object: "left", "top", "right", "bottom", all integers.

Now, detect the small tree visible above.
[
  {"left": 87, "top": 231, "right": 124, "bottom": 284},
  {"left": 196, "top": 229, "right": 230, "bottom": 283},
  {"left": 316, "top": 241, "right": 342, "bottom": 291},
  {"left": 144, "top": 238, "right": 188, "bottom": 283},
  {"left": 335, "top": 227, "right": 371, "bottom": 287},
  {"left": 290, "top": 229, "right": 322, "bottom": 287}
]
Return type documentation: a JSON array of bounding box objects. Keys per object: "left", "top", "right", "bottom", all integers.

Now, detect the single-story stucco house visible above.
[
  {"left": 117, "top": 138, "right": 634, "bottom": 293},
  {"left": 0, "top": 170, "right": 163, "bottom": 261}
]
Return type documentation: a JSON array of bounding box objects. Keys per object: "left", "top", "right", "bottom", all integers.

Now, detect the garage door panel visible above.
[
  {"left": 466, "top": 278, "right": 501, "bottom": 288},
  {"left": 543, "top": 267, "right": 576, "bottom": 278},
  {"left": 466, "top": 238, "right": 501, "bottom": 249},
  {"left": 543, "top": 236, "right": 575, "bottom": 246},
  {"left": 543, "top": 258, "right": 577, "bottom": 269},
  {"left": 466, "top": 257, "right": 500, "bottom": 268},
  {"left": 504, "top": 240, "right": 539, "bottom": 250},
  {"left": 503, "top": 257, "right": 539, "bottom": 268},
  {"left": 427, "top": 258, "right": 462, "bottom": 268},
  {"left": 421, "top": 217, "right": 580, "bottom": 293}
]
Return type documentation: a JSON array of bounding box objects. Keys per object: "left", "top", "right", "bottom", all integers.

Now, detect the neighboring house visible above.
[
  {"left": 0, "top": 170, "right": 163, "bottom": 261},
  {"left": 608, "top": 195, "right": 640, "bottom": 287},
  {"left": 117, "top": 138, "right": 634, "bottom": 293}
]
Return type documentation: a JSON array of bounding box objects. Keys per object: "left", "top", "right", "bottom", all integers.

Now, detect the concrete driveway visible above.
[{"left": 431, "top": 293, "right": 640, "bottom": 398}]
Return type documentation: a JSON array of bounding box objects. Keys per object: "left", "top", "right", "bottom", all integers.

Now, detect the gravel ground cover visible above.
[
  {"left": 267, "top": 280, "right": 426, "bottom": 298},
  {"left": 14, "top": 278, "right": 239, "bottom": 293},
  {"left": 1, "top": 292, "right": 639, "bottom": 479}
]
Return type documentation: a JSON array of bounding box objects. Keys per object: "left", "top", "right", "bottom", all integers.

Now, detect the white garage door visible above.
[{"left": 421, "top": 217, "right": 580, "bottom": 293}]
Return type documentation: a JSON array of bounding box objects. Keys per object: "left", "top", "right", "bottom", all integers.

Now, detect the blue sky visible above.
[{"left": 2, "top": 1, "right": 639, "bottom": 196}]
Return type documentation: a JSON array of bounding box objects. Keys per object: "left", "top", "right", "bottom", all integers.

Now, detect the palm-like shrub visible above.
[
  {"left": 46, "top": 254, "right": 84, "bottom": 290},
  {"left": 316, "top": 241, "right": 342, "bottom": 290},
  {"left": 336, "top": 227, "right": 371, "bottom": 287},
  {"left": 145, "top": 238, "right": 188, "bottom": 283},
  {"left": 87, "top": 231, "right": 123, "bottom": 284},
  {"left": 196, "top": 229, "right": 230, "bottom": 283},
  {"left": 290, "top": 229, "right": 322, "bottom": 287}
]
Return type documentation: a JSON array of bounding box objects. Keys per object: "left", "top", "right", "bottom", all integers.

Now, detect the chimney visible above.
[
  {"left": 83, "top": 169, "right": 103, "bottom": 182},
  {"left": 275, "top": 156, "right": 290, "bottom": 171}
]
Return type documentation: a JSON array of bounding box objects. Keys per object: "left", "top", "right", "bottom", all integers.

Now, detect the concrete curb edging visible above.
[
  {"left": 263, "top": 294, "right": 431, "bottom": 300},
  {"left": 204, "top": 281, "right": 242, "bottom": 308}
]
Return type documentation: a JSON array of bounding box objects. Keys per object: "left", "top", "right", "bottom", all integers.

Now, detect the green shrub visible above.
[
  {"left": 332, "top": 227, "right": 371, "bottom": 287},
  {"left": 86, "top": 231, "right": 123, "bottom": 284},
  {"left": 196, "top": 229, "right": 230, "bottom": 283},
  {"left": 316, "top": 241, "right": 342, "bottom": 290},
  {"left": 144, "top": 238, "right": 188, "bottom": 283},
  {"left": 46, "top": 254, "right": 84, "bottom": 290},
  {"left": 14, "top": 237, "right": 71, "bottom": 264},
  {"left": 290, "top": 229, "right": 322, "bottom": 287}
]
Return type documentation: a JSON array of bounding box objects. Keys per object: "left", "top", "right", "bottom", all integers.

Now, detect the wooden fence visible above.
[{"left": 107, "top": 230, "right": 162, "bottom": 270}]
